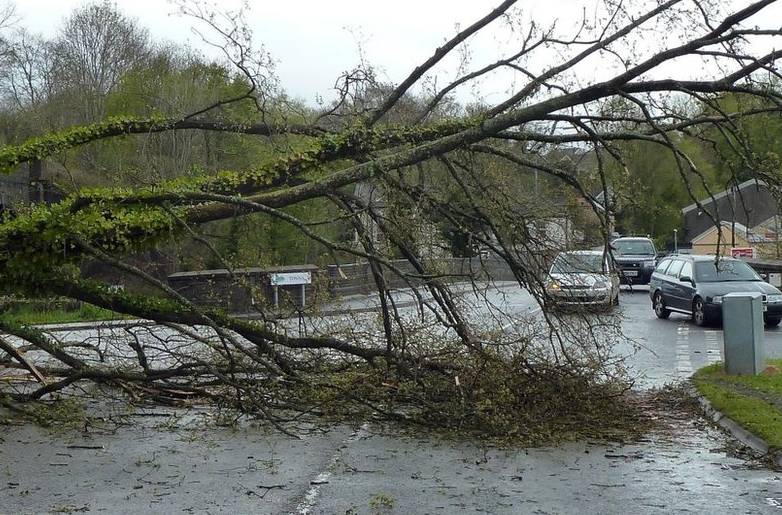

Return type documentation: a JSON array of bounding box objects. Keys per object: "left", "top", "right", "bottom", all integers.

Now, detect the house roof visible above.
[{"left": 681, "top": 179, "right": 768, "bottom": 215}]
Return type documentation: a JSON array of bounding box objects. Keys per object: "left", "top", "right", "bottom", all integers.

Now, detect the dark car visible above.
[
  {"left": 611, "top": 237, "right": 658, "bottom": 285},
  {"left": 649, "top": 255, "right": 782, "bottom": 327}
]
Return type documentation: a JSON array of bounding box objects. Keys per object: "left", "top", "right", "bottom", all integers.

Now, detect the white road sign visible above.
[{"left": 270, "top": 272, "right": 311, "bottom": 286}]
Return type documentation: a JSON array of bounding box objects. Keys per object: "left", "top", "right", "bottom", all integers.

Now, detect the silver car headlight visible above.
[
  {"left": 768, "top": 294, "right": 782, "bottom": 303},
  {"left": 643, "top": 260, "right": 656, "bottom": 267},
  {"left": 593, "top": 279, "right": 609, "bottom": 289},
  {"left": 710, "top": 295, "right": 723, "bottom": 304}
]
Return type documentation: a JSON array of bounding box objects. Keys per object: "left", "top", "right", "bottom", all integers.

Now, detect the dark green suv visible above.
[{"left": 612, "top": 237, "right": 657, "bottom": 285}]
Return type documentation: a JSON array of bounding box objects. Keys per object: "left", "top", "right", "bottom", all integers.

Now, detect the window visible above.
[
  {"left": 613, "top": 239, "right": 656, "bottom": 256},
  {"left": 551, "top": 253, "right": 605, "bottom": 274},
  {"left": 679, "top": 262, "right": 693, "bottom": 279},
  {"left": 694, "top": 259, "right": 762, "bottom": 282},
  {"left": 667, "top": 260, "right": 684, "bottom": 277},
  {"left": 655, "top": 259, "right": 671, "bottom": 275}
]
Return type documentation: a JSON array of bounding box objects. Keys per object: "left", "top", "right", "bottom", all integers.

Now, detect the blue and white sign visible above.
[{"left": 270, "top": 272, "right": 311, "bottom": 286}]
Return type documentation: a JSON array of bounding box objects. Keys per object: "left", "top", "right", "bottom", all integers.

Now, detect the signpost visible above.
[
  {"left": 730, "top": 247, "right": 757, "bottom": 259},
  {"left": 269, "top": 272, "right": 312, "bottom": 308}
]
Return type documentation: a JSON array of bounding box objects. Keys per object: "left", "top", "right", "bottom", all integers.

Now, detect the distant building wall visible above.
[
  {"left": 168, "top": 265, "right": 321, "bottom": 313},
  {"left": 0, "top": 160, "right": 62, "bottom": 210},
  {"left": 690, "top": 224, "right": 751, "bottom": 255}
]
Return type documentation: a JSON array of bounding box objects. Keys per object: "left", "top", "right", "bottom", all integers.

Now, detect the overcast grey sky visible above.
[
  {"left": 14, "top": 0, "right": 555, "bottom": 105},
  {"left": 10, "top": 1, "right": 782, "bottom": 106}
]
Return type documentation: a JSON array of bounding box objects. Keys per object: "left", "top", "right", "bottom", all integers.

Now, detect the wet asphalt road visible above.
[
  {"left": 3, "top": 285, "right": 782, "bottom": 513},
  {"left": 615, "top": 285, "right": 782, "bottom": 387},
  {"left": 308, "top": 282, "right": 782, "bottom": 388}
]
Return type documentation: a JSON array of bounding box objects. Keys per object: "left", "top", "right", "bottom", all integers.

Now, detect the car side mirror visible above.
[{"left": 679, "top": 276, "right": 693, "bottom": 284}]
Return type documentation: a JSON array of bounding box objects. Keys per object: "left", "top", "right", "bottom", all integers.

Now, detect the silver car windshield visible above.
[
  {"left": 552, "top": 254, "right": 604, "bottom": 274},
  {"left": 613, "top": 240, "right": 654, "bottom": 255}
]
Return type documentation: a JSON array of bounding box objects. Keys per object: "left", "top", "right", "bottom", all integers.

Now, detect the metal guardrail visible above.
[{"left": 326, "top": 257, "right": 517, "bottom": 297}]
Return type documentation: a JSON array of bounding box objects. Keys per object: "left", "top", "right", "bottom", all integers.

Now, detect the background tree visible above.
[{"left": 51, "top": 0, "right": 149, "bottom": 121}]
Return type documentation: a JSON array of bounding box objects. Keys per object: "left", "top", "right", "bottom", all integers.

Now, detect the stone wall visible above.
[
  {"left": 326, "top": 257, "right": 517, "bottom": 297},
  {"left": 168, "top": 259, "right": 518, "bottom": 313},
  {"left": 167, "top": 265, "right": 321, "bottom": 313}
]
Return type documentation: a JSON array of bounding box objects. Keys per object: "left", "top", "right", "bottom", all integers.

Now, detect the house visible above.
[
  {"left": 754, "top": 215, "right": 782, "bottom": 240},
  {"left": 681, "top": 179, "right": 778, "bottom": 247},
  {"left": 689, "top": 220, "right": 775, "bottom": 255}
]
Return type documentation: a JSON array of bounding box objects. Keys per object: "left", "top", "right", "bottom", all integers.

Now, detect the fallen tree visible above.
[{"left": 0, "top": 0, "right": 780, "bottom": 439}]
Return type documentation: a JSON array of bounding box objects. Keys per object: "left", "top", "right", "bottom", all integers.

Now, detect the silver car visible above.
[{"left": 545, "top": 250, "right": 620, "bottom": 308}]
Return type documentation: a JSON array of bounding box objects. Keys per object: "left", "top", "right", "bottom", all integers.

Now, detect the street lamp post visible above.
[{"left": 674, "top": 229, "right": 678, "bottom": 253}]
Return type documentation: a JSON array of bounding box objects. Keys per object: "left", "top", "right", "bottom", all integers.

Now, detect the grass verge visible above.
[
  {"left": 0, "top": 302, "right": 127, "bottom": 325},
  {"left": 693, "top": 360, "right": 782, "bottom": 449}
]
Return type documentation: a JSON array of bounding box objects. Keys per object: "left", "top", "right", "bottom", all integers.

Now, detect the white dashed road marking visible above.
[
  {"left": 703, "top": 330, "right": 722, "bottom": 364},
  {"left": 294, "top": 422, "right": 370, "bottom": 515},
  {"left": 675, "top": 323, "right": 694, "bottom": 376}
]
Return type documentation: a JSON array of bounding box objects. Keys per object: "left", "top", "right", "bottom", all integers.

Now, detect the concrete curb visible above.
[
  {"left": 34, "top": 318, "right": 153, "bottom": 332},
  {"left": 687, "top": 383, "right": 782, "bottom": 469}
]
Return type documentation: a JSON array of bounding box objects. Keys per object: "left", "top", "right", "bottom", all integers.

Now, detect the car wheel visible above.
[
  {"left": 653, "top": 291, "right": 670, "bottom": 319},
  {"left": 765, "top": 317, "right": 781, "bottom": 327},
  {"left": 692, "top": 297, "right": 708, "bottom": 327}
]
